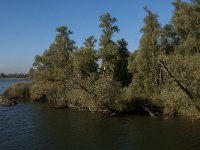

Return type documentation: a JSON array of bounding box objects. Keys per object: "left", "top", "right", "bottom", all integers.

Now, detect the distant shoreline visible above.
[{"left": 0, "top": 78, "right": 29, "bottom": 80}]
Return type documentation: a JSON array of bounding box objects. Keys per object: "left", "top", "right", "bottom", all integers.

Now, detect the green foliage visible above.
[
  {"left": 3, "top": 83, "right": 31, "bottom": 100},
  {"left": 30, "top": 83, "right": 57, "bottom": 101},
  {"left": 27, "top": 8, "right": 200, "bottom": 119},
  {"left": 98, "top": 12, "right": 119, "bottom": 76},
  {"left": 159, "top": 24, "right": 179, "bottom": 54},
  {"left": 172, "top": 0, "right": 200, "bottom": 55},
  {"left": 30, "top": 26, "right": 75, "bottom": 83},
  {"left": 29, "top": 26, "right": 75, "bottom": 103},
  {"left": 72, "top": 36, "right": 98, "bottom": 78},
  {"left": 159, "top": 81, "right": 200, "bottom": 119},
  {"left": 115, "top": 39, "right": 132, "bottom": 86},
  {"left": 93, "top": 74, "right": 124, "bottom": 112},
  {"left": 98, "top": 12, "right": 131, "bottom": 86},
  {"left": 161, "top": 54, "right": 200, "bottom": 99},
  {"left": 129, "top": 8, "right": 161, "bottom": 96},
  {"left": 99, "top": 12, "right": 119, "bottom": 47},
  {"left": 127, "top": 5, "right": 200, "bottom": 118}
]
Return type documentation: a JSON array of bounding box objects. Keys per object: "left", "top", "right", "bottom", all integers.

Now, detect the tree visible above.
[
  {"left": 29, "top": 26, "right": 75, "bottom": 102},
  {"left": 98, "top": 12, "right": 131, "bottom": 86},
  {"left": 159, "top": 24, "right": 179, "bottom": 54},
  {"left": 72, "top": 36, "right": 98, "bottom": 78},
  {"left": 172, "top": 0, "right": 200, "bottom": 55},
  {"left": 191, "top": 0, "right": 200, "bottom": 4},
  {"left": 115, "top": 39, "right": 132, "bottom": 86},
  {"left": 129, "top": 7, "right": 161, "bottom": 96},
  {"left": 99, "top": 12, "right": 119, "bottom": 47},
  {"left": 31, "top": 26, "right": 75, "bottom": 81},
  {"left": 98, "top": 12, "right": 120, "bottom": 76}
]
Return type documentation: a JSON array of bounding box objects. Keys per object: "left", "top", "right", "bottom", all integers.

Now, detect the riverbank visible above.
[
  {"left": 1, "top": 82, "right": 31, "bottom": 100},
  {"left": 0, "top": 78, "right": 29, "bottom": 80},
  {"left": 0, "top": 83, "right": 156, "bottom": 117},
  {"left": 0, "top": 95, "right": 17, "bottom": 106},
  {"left": 1, "top": 82, "right": 200, "bottom": 119}
]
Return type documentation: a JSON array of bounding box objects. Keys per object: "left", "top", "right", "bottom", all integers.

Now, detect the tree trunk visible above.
[{"left": 158, "top": 59, "right": 193, "bottom": 100}]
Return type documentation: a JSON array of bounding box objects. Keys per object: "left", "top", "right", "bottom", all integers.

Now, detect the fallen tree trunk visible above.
[
  {"left": 67, "top": 104, "right": 88, "bottom": 111},
  {"left": 159, "top": 59, "right": 200, "bottom": 111},
  {"left": 158, "top": 59, "right": 193, "bottom": 100},
  {"left": 68, "top": 103, "right": 114, "bottom": 115},
  {"left": 143, "top": 106, "right": 157, "bottom": 119}
]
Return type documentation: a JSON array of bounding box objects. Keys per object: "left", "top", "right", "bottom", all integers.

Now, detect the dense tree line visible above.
[
  {"left": 29, "top": 0, "right": 200, "bottom": 118},
  {"left": 0, "top": 73, "right": 28, "bottom": 79}
]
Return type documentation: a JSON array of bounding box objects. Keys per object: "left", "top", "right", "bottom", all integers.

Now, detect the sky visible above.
[{"left": 0, "top": 0, "right": 175, "bottom": 74}]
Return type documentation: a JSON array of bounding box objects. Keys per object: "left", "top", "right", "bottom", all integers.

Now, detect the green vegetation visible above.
[
  {"left": 126, "top": 1, "right": 200, "bottom": 119},
  {"left": 2, "top": 83, "right": 31, "bottom": 100},
  {"left": 8, "top": 0, "right": 199, "bottom": 119}
]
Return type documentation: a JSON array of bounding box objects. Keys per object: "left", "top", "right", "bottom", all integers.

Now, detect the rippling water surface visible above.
[{"left": 0, "top": 79, "right": 200, "bottom": 150}]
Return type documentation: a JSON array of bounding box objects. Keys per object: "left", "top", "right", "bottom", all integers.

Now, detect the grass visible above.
[{"left": 2, "top": 82, "right": 32, "bottom": 101}]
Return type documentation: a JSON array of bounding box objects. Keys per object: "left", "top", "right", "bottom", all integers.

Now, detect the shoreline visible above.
[{"left": 0, "top": 78, "right": 29, "bottom": 80}]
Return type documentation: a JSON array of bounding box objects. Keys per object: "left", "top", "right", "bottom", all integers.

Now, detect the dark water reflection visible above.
[
  {"left": 0, "top": 102, "right": 200, "bottom": 150},
  {"left": 0, "top": 80, "right": 200, "bottom": 150}
]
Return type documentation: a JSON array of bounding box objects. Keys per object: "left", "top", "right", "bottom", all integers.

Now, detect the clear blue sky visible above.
[{"left": 0, "top": 0, "right": 175, "bottom": 73}]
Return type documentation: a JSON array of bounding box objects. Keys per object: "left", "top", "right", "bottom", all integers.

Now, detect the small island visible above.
[{"left": 1, "top": 1, "right": 200, "bottom": 120}]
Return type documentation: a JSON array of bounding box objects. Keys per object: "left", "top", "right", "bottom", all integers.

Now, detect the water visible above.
[
  {"left": 0, "top": 80, "right": 200, "bottom": 150},
  {"left": 0, "top": 79, "right": 29, "bottom": 94}
]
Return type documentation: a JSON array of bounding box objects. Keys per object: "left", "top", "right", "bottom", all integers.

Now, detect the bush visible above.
[
  {"left": 2, "top": 83, "right": 31, "bottom": 100},
  {"left": 30, "top": 83, "right": 63, "bottom": 102},
  {"left": 93, "top": 74, "right": 124, "bottom": 112},
  {"left": 159, "top": 83, "right": 200, "bottom": 119}
]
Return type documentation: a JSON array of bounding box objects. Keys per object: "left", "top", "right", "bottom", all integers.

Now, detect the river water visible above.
[{"left": 0, "top": 79, "right": 200, "bottom": 150}]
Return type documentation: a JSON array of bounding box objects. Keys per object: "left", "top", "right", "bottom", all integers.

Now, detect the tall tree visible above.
[
  {"left": 129, "top": 7, "right": 161, "bottom": 96},
  {"left": 99, "top": 12, "right": 119, "bottom": 47},
  {"left": 159, "top": 24, "right": 179, "bottom": 54},
  {"left": 29, "top": 26, "right": 75, "bottom": 101},
  {"left": 172, "top": 0, "right": 200, "bottom": 55},
  {"left": 72, "top": 36, "right": 98, "bottom": 78},
  {"left": 98, "top": 12, "right": 119, "bottom": 76},
  {"left": 115, "top": 39, "right": 132, "bottom": 86},
  {"left": 30, "top": 26, "right": 75, "bottom": 82},
  {"left": 191, "top": 0, "right": 200, "bottom": 4},
  {"left": 98, "top": 12, "right": 131, "bottom": 86}
]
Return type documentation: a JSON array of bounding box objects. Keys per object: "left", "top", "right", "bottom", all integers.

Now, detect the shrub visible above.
[
  {"left": 2, "top": 83, "right": 31, "bottom": 100},
  {"left": 30, "top": 83, "right": 62, "bottom": 102},
  {"left": 159, "top": 83, "right": 200, "bottom": 119},
  {"left": 93, "top": 74, "right": 124, "bottom": 112}
]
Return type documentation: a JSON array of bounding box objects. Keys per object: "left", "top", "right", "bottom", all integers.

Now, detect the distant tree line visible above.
[
  {"left": 0, "top": 73, "right": 28, "bottom": 79},
  {"left": 29, "top": 0, "right": 200, "bottom": 118}
]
